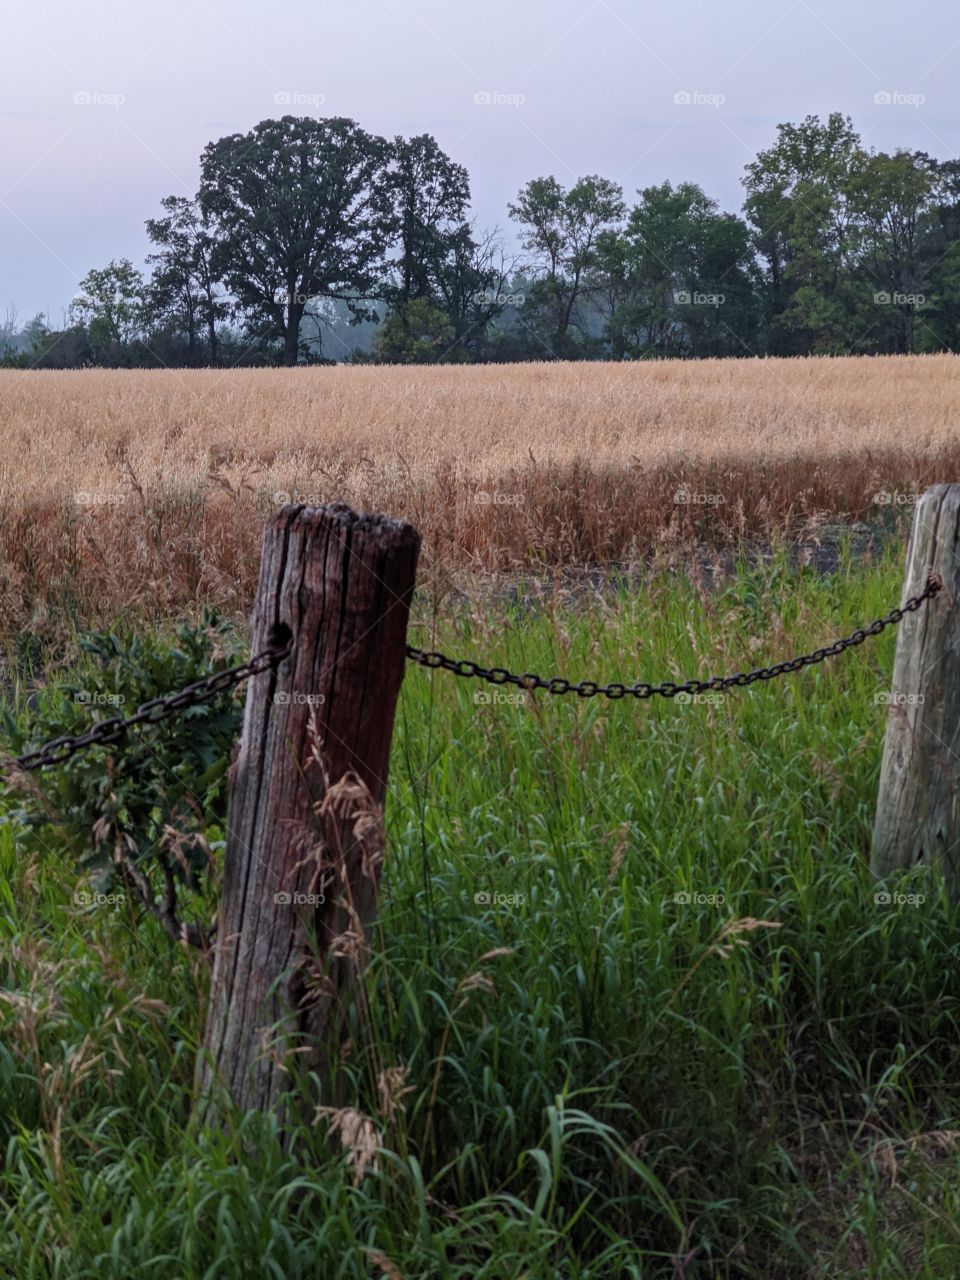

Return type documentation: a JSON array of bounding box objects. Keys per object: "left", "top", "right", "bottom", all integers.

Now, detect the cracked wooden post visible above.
[
  {"left": 198, "top": 502, "right": 420, "bottom": 1124},
  {"left": 872, "top": 485, "right": 959, "bottom": 894}
]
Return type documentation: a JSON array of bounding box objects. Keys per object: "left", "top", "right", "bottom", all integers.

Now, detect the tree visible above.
[
  {"left": 907, "top": 157, "right": 960, "bottom": 352},
  {"left": 199, "top": 116, "right": 395, "bottom": 366},
  {"left": 377, "top": 136, "right": 525, "bottom": 363},
  {"left": 595, "top": 182, "right": 757, "bottom": 359},
  {"left": 69, "top": 260, "right": 145, "bottom": 363},
  {"left": 387, "top": 134, "right": 471, "bottom": 309},
  {"left": 372, "top": 298, "right": 456, "bottom": 363},
  {"left": 849, "top": 151, "right": 937, "bottom": 353},
  {"left": 145, "top": 196, "right": 227, "bottom": 364},
  {"left": 744, "top": 113, "right": 867, "bottom": 354},
  {"left": 0, "top": 306, "right": 18, "bottom": 356},
  {"left": 509, "top": 175, "right": 625, "bottom": 357},
  {"left": 427, "top": 225, "right": 521, "bottom": 360},
  {"left": 25, "top": 318, "right": 94, "bottom": 369}
]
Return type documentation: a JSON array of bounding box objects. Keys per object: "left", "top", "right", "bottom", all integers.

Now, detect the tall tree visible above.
[
  {"left": 911, "top": 158, "right": 960, "bottom": 352},
  {"left": 378, "top": 133, "right": 481, "bottom": 360},
  {"left": 595, "top": 182, "right": 757, "bottom": 359},
  {"left": 509, "top": 175, "right": 625, "bottom": 357},
  {"left": 388, "top": 134, "right": 471, "bottom": 309},
  {"left": 199, "top": 116, "right": 394, "bottom": 366},
  {"left": 145, "top": 196, "right": 227, "bottom": 364},
  {"left": 69, "top": 260, "right": 145, "bottom": 364},
  {"left": 744, "top": 113, "right": 867, "bottom": 354},
  {"left": 849, "top": 150, "right": 937, "bottom": 353}
]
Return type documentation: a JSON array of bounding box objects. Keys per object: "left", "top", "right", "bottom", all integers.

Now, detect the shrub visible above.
[{"left": 1, "top": 609, "right": 244, "bottom": 948}]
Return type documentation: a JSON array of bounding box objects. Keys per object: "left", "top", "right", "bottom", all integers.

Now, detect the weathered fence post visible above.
[
  {"left": 198, "top": 502, "right": 420, "bottom": 1123},
  {"left": 873, "top": 484, "right": 959, "bottom": 893}
]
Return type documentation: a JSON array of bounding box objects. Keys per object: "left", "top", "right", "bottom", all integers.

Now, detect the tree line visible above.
[{"left": 3, "top": 110, "right": 960, "bottom": 368}]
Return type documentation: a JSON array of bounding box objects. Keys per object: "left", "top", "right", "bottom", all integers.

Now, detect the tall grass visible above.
[
  {"left": 2, "top": 548, "right": 959, "bottom": 1277},
  {"left": 1, "top": 356, "right": 959, "bottom": 638}
]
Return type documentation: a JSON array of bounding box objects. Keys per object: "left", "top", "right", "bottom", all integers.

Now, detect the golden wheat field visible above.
[{"left": 1, "top": 354, "right": 959, "bottom": 638}]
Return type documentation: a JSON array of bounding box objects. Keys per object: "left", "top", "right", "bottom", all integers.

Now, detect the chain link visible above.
[
  {"left": 6, "top": 637, "right": 292, "bottom": 773},
  {"left": 406, "top": 574, "right": 944, "bottom": 701},
  {"left": 2, "top": 575, "right": 944, "bottom": 774}
]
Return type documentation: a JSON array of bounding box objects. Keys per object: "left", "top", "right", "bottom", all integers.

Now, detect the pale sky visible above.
[{"left": 2, "top": 0, "right": 959, "bottom": 322}]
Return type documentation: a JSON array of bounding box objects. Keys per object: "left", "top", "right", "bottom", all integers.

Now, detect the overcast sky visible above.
[{"left": 2, "top": 0, "right": 959, "bottom": 323}]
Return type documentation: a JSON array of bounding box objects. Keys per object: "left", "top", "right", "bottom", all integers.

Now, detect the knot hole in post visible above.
[{"left": 267, "top": 621, "right": 293, "bottom": 665}]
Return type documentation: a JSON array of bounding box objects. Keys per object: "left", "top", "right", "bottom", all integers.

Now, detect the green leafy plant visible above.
[{"left": 1, "top": 609, "right": 244, "bottom": 948}]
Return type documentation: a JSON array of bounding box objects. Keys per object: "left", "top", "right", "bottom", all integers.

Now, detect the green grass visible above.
[{"left": 2, "top": 546, "right": 960, "bottom": 1278}]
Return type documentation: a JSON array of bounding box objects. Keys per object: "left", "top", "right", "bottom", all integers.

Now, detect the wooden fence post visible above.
[
  {"left": 198, "top": 502, "right": 420, "bottom": 1123},
  {"left": 872, "top": 484, "right": 959, "bottom": 892}
]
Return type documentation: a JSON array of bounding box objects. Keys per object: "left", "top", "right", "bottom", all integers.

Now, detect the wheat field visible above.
[{"left": 1, "top": 354, "right": 958, "bottom": 637}]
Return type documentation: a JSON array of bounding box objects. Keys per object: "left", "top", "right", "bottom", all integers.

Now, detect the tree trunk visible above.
[
  {"left": 872, "top": 485, "right": 959, "bottom": 893},
  {"left": 198, "top": 502, "right": 420, "bottom": 1124},
  {"left": 283, "top": 303, "right": 304, "bottom": 366},
  {"left": 207, "top": 311, "right": 219, "bottom": 367}
]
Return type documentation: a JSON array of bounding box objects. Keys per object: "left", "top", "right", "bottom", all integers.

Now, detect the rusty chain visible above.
[
  {"left": 2, "top": 575, "right": 943, "bottom": 773},
  {"left": 6, "top": 636, "right": 293, "bottom": 773},
  {"left": 406, "top": 574, "right": 944, "bottom": 700}
]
